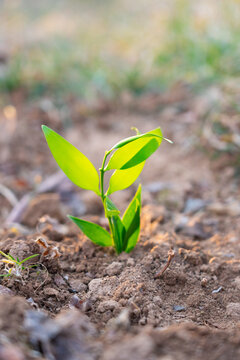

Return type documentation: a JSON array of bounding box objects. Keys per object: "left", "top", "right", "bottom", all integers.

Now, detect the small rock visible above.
[
  {"left": 175, "top": 218, "right": 211, "bottom": 240},
  {"left": 212, "top": 286, "right": 223, "bottom": 294},
  {"left": 70, "top": 294, "right": 82, "bottom": 309},
  {"left": 233, "top": 276, "right": 240, "bottom": 290},
  {"left": 54, "top": 274, "right": 66, "bottom": 287},
  {"left": 81, "top": 299, "right": 92, "bottom": 312},
  {"left": 184, "top": 198, "right": 206, "bottom": 214},
  {"left": 69, "top": 279, "right": 87, "bottom": 293},
  {"left": 139, "top": 317, "right": 147, "bottom": 325},
  {"left": 201, "top": 278, "right": 208, "bottom": 287},
  {"left": 226, "top": 303, "right": 240, "bottom": 319},
  {"left": 88, "top": 278, "right": 103, "bottom": 292},
  {"left": 127, "top": 258, "right": 135, "bottom": 267},
  {"left": 208, "top": 202, "right": 240, "bottom": 216},
  {"left": 43, "top": 287, "right": 59, "bottom": 297},
  {"left": 144, "top": 181, "right": 172, "bottom": 194},
  {"left": 173, "top": 305, "right": 186, "bottom": 312},
  {"left": 153, "top": 296, "right": 162, "bottom": 306},
  {"left": 27, "top": 298, "right": 38, "bottom": 309},
  {"left": 0, "top": 285, "right": 14, "bottom": 296},
  {"left": 69, "top": 295, "right": 92, "bottom": 312},
  {"left": 106, "top": 261, "right": 123, "bottom": 276},
  {"left": 98, "top": 300, "right": 120, "bottom": 313}
]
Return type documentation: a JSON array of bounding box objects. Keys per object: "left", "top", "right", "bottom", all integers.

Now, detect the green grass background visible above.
[{"left": 0, "top": 0, "right": 240, "bottom": 99}]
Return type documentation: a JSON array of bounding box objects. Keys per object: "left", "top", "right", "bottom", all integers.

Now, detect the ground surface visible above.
[{"left": 0, "top": 86, "right": 240, "bottom": 359}]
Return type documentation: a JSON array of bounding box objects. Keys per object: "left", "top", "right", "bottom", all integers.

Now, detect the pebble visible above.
[
  {"left": 226, "top": 303, "right": 240, "bottom": 320},
  {"left": 153, "top": 296, "right": 162, "bottom": 306},
  {"left": 144, "top": 181, "right": 171, "bottom": 194},
  {"left": 173, "top": 305, "right": 186, "bottom": 312},
  {"left": 98, "top": 300, "right": 120, "bottom": 313},
  {"left": 69, "top": 279, "right": 87, "bottom": 293},
  {"left": 233, "top": 276, "right": 240, "bottom": 290},
  {"left": 54, "top": 274, "right": 66, "bottom": 287},
  {"left": 184, "top": 198, "right": 206, "bottom": 214},
  {"left": 0, "top": 285, "right": 14, "bottom": 296},
  {"left": 106, "top": 261, "right": 123, "bottom": 276},
  {"left": 43, "top": 287, "right": 59, "bottom": 297},
  {"left": 201, "top": 278, "right": 208, "bottom": 287},
  {"left": 212, "top": 286, "right": 223, "bottom": 294},
  {"left": 127, "top": 258, "right": 135, "bottom": 267},
  {"left": 88, "top": 278, "right": 103, "bottom": 292}
]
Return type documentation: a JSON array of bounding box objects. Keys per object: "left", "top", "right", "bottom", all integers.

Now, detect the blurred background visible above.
[
  {"left": 0, "top": 0, "right": 240, "bottom": 227},
  {"left": 1, "top": 0, "right": 240, "bottom": 98}
]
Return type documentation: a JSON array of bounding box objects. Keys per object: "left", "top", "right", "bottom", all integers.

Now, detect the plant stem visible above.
[
  {"left": 99, "top": 150, "right": 115, "bottom": 247},
  {"left": 99, "top": 150, "right": 110, "bottom": 201}
]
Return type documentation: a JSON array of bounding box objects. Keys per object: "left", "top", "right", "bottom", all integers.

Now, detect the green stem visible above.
[
  {"left": 99, "top": 150, "right": 115, "bottom": 247},
  {"left": 99, "top": 150, "right": 110, "bottom": 201}
]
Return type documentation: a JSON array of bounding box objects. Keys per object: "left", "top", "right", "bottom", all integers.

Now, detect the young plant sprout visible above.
[
  {"left": 0, "top": 251, "right": 39, "bottom": 279},
  {"left": 42, "top": 125, "right": 172, "bottom": 254}
]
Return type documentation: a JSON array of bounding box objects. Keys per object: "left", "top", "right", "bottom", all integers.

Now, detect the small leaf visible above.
[
  {"left": 68, "top": 215, "right": 112, "bottom": 247},
  {"left": 0, "top": 251, "right": 12, "bottom": 261},
  {"left": 122, "top": 185, "right": 142, "bottom": 252},
  {"left": 106, "top": 128, "right": 163, "bottom": 170},
  {"left": 107, "top": 162, "right": 144, "bottom": 195},
  {"left": 131, "top": 127, "right": 141, "bottom": 135},
  {"left": 125, "top": 206, "right": 141, "bottom": 253},
  {"left": 42, "top": 126, "right": 100, "bottom": 194},
  {"left": 111, "top": 215, "right": 126, "bottom": 254},
  {"left": 110, "top": 127, "right": 163, "bottom": 150},
  {"left": 19, "top": 254, "right": 39, "bottom": 265},
  {"left": 104, "top": 197, "right": 120, "bottom": 216}
]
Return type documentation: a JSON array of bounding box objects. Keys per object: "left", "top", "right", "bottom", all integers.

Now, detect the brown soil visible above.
[{"left": 0, "top": 87, "right": 240, "bottom": 359}]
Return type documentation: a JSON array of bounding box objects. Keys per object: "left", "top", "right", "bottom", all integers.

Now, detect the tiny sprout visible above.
[
  {"left": 42, "top": 125, "right": 171, "bottom": 254},
  {"left": 0, "top": 251, "right": 39, "bottom": 280}
]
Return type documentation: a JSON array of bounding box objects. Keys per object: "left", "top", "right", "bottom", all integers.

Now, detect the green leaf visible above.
[
  {"left": 104, "top": 197, "right": 120, "bottom": 216},
  {"left": 68, "top": 215, "right": 112, "bottom": 247},
  {"left": 122, "top": 185, "right": 142, "bottom": 252},
  {"left": 19, "top": 254, "right": 39, "bottom": 265},
  {"left": 111, "top": 215, "right": 126, "bottom": 254},
  {"left": 42, "top": 126, "right": 100, "bottom": 194},
  {"left": 107, "top": 161, "right": 144, "bottom": 195},
  {"left": 106, "top": 128, "right": 163, "bottom": 170},
  {"left": 124, "top": 206, "right": 140, "bottom": 253},
  {"left": 110, "top": 127, "right": 165, "bottom": 150},
  {"left": 0, "top": 251, "right": 13, "bottom": 261}
]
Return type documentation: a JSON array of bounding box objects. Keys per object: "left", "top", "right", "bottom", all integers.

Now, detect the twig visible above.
[
  {"left": 5, "top": 171, "right": 68, "bottom": 225},
  {"left": 0, "top": 183, "right": 18, "bottom": 207},
  {"left": 154, "top": 249, "right": 175, "bottom": 279}
]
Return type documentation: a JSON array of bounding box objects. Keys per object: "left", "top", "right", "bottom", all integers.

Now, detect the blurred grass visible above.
[{"left": 1, "top": 0, "right": 240, "bottom": 99}]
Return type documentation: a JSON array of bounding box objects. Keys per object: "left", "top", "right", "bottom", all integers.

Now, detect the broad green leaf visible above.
[
  {"left": 104, "top": 197, "right": 120, "bottom": 216},
  {"left": 42, "top": 126, "right": 100, "bottom": 194},
  {"left": 106, "top": 128, "right": 163, "bottom": 170},
  {"left": 68, "top": 215, "right": 112, "bottom": 247},
  {"left": 107, "top": 162, "right": 144, "bottom": 195},
  {"left": 111, "top": 215, "right": 126, "bottom": 254},
  {"left": 110, "top": 127, "right": 165, "bottom": 151},
  {"left": 122, "top": 185, "right": 142, "bottom": 252}
]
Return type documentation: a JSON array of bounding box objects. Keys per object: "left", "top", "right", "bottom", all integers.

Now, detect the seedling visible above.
[
  {"left": 0, "top": 251, "right": 39, "bottom": 279},
  {"left": 42, "top": 125, "right": 171, "bottom": 253}
]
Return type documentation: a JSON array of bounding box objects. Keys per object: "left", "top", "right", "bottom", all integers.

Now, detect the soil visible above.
[{"left": 0, "top": 87, "right": 240, "bottom": 359}]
